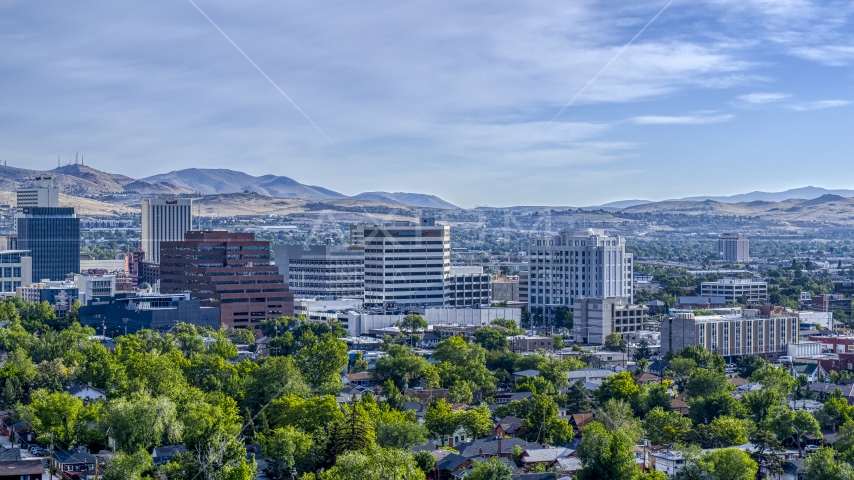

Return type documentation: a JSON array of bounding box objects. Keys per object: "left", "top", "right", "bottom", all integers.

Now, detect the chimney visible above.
[{"left": 478, "top": 448, "right": 483, "bottom": 457}]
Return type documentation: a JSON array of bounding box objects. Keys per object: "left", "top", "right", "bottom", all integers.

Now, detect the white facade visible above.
[
  {"left": 141, "top": 196, "right": 193, "bottom": 264},
  {"left": 448, "top": 266, "right": 490, "bottom": 307},
  {"left": 275, "top": 243, "right": 365, "bottom": 299},
  {"left": 700, "top": 278, "right": 767, "bottom": 304},
  {"left": 16, "top": 176, "right": 60, "bottom": 208},
  {"left": 341, "top": 307, "right": 521, "bottom": 336},
  {"left": 351, "top": 222, "right": 450, "bottom": 308},
  {"left": 74, "top": 273, "right": 117, "bottom": 304},
  {"left": 0, "top": 250, "right": 32, "bottom": 298},
  {"left": 528, "top": 229, "right": 633, "bottom": 321},
  {"left": 662, "top": 311, "right": 799, "bottom": 358}
]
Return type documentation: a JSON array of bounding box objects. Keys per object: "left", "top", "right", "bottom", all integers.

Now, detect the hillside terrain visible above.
[{"left": 0, "top": 164, "right": 192, "bottom": 195}]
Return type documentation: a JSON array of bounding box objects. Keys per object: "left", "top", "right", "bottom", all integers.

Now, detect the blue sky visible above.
[{"left": 1, "top": 0, "right": 853, "bottom": 208}]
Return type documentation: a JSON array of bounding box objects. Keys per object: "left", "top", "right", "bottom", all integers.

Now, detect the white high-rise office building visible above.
[
  {"left": 528, "top": 228, "right": 633, "bottom": 322},
  {"left": 16, "top": 176, "right": 60, "bottom": 208},
  {"left": 718, "top": 233, "right": 749, "bottom": 263},
  {"left": 351, "top": 221, "right": 450, "bottom": 308},
  {"left": 141, "top": 195, "right": 193, "bottom": 264}
]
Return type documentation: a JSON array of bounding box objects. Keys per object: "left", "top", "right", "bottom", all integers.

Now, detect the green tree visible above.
[
  {"left": 576, "top": 422, "right": 638, "bottom": 480},
  {"left": 803, "top": 447, "right": 854, "bottom": 480},
  {"left": 295, "top": 332, "right": 349, "bottom": 394},
  {"left": 685, "top": 368, "right": 729, "bottom": 399},
  {"left": 459, "top": 405, "right": 495, "bottom": 439},
  {"left": 424, "top": 399, "right": 459, "bottom": 445},
  {"left": 643, "top": 407, "right": 692, "bottom": 445},
  {"left": 268, "top": 394, "right": 344, "bottom": 436},
  {"left": 398, "top": 314, "right": 427, "bottom": 348},
  {"left": 102, "top": 395, "right": 183, "bottom": 453},
  {"left": 522, "top": 394, "right": 574, "bottom": 446},
  {"left": 449, "top": 381, "right": 473, "bottom": 404},
  {"left": 103, "top": 449, "right": 153, "bottom": 480},
  {"left": 594, "top": 399, "right": 642, "bottom": 443},
  {"left": 330, "top": 399, "right": 377, "bottom": 456},
  {"left": 707, "top": 416, "right": 749, "bottom": 447},
  {"left": 373, "top": 347, "right": 433, "bottom": 388},
  {"left": 633, "top": 339, "right": 652, "bottom": 362},
  {"left": 474, "top": 327, "right": 509, "bottom": 351},
  {"left": 689, "top": 392, "right": 746, "bottom": 424},
  {"left": 351, "top": 351, "right": 369, "bottom": 373},
  {"left": 594, "top": 371, "right": 639, "bottom": 404},
  {"left": 604, "top": 333, "right": 626, "bottom": 352},
  {"left": 243, "top": 356, "right": 310, "bottom": 413},
  {"left": 701, "top": 448, "right": 758, "bottom": 480},
  {"left": 376, "top": 411, "right": 428, "bottom": 450},
  {"left": 734, "top": 356, "right": 768, "bottom": 378},
  {"left": 259, "top": 426, "right": 313, "bottom": 479},
  {"left": 560, "top": 379, "right": 592, "bottom": 413},
  {"left": 17, "top": 389, "right": 83, "bottom": 445},
  {"left": 316, "top": 447, "right": 426, "bottom": 480},
  {"left": 466, "top": 456, "right": 513, "bottom": 480}
]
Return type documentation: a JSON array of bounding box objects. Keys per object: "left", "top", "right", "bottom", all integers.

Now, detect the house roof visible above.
[
  {"left": 514, "top": 369, "right": 541, "bottom": 378},
  {"left": 809, "top": 383, "right": 854, "bottom": 396},
  {"left": 457, "top": 437, "right": 542, "bottom": 458},
  {"left": 728, "top": 377, "right": 749, "bottom": 387},
  {"left": 521, "top": 447, "right": 573, "bottom": 463},
  {"left": 570, "top": 413, "right": 593, "bottom": 429},
  {"left": 346, "top": 372, "right": 373, "bottom": 382},
  {"left": 54, "top": 448, "right": 97, "bottom": 464},
  {"left": 67, "top": 383, "right": 106, "bottom": 397},
  {"left": 436, "top": 453, "right": 469, "bottom": 471},
  {"left": 512, "top": 474, "right": 558, "bottom": 480},
  {"left": 556, "top": 457, "right": 582, "bottom": 472},
  {"left": 0, "top": 447, "right": 21, "bottom": 461},
  {"left": 791, "top": 363, "right": 819, "bottom": 376},
  {"left": 498, "top": 416, "right": 524, "bottom": 434},
  {"left": 636, "top": 373, "right": 661, "bottom": 383},
  {"left": 152, "top": 445, "right": 188, "bottom": 458},
  {"left": 0, "top": 460, "right": 44, "bottom": 475},
  {"left": 670, "top": 398, "right": 688, "bottom": 409}
]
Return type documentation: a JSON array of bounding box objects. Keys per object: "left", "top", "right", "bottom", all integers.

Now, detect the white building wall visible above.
[{"left": 141, "top": 196, "right": 193, "bottom": 264}]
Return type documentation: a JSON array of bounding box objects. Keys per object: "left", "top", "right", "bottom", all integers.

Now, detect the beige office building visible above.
[{"left": 141, "top": 196, "right": 193, "bottom": 264}]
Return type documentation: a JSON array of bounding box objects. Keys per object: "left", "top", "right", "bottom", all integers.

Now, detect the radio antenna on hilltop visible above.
[{"left": 58, "top": 156, "right": 60, "bottom": 168}]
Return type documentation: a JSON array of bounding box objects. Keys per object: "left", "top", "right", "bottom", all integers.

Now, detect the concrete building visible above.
[
  {"left": 351, "top": 221, "right": 450, "bottom": 308},
  {"left": 79, "top": 292, "right": 219, "bottom": 336},
  {"left": 662, "top": 307, "right": 799, "bottom": 359},
  {"left": 509, "top": 335, "right": 554, "bottom": 352},
  {"left": 340, "top": 306, "right": 521, "bottom": 337},
  {"left": 519, "top": 271, "right": 529, "bottom": 305},
  {"left": 528, "top": 228, "right": 633, "bottom": 322},
  {"left": 448, "top": 266, "right": 490, "bottom": 307},
  {"left": 293, "top": 298, "right": 362, "bottom": 322},
  {"left": 141, "top": 195, "right": 193, "bottom": 264},
  {"left": 810, "top": 294, "right": 852, "bottom": 316},
  {"left": 0, "top": 250, "right": 32, "bottom": 298},
  {"left": 490, "top": 275, "right": 520, "bottom": 303},
  {"left": 700, "top": 278, "right": 767, "bottom": 304},
  {"left": 718, "top": 233, "right": 749, "bottom": 263},
  {"left": 572, "top": 297, "right": 649, "bottom": 345},
  {"left": 17, "top": 280, "right": 79, "bottom": 316},
  {"left": 160, "top": 231, "right": 293, "bottom": 328},
  {"left": 274, "top": 243, "right": 364, "bottom": 299},
  {"left": 16, "top": 207, "right": 79, "bottom": 281},
  {"left": 73, "top": 273, "right": 117, "bottom": 304},
  {"left": 16, "top": 176, "right": 59, "bottom": 208}
]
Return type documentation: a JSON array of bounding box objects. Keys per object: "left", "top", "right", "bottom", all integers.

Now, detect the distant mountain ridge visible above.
[
  {"left": 350, "top": 191, "right": 457, "bottom": 209},
  {"left": 672, "top": 186, "right": 854, "bottom": 203},
  {"left": 144, "top": 168, "right": 347, "bottom": 201}
]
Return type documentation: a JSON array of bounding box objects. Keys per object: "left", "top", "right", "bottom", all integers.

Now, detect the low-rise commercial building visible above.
[
  {"left": 16, "top": 280, "right": 78, "bottom": 316},
  {"left": 572, "top": 297, "right": 648, "bottom": 345},
  {"left": 0, "top": 250, "right": 31, "bottom": 298},
  {"left": 73, "top": 272, "right": 116, "bottom": 304},
  {"left": 80, "top": 292, "right": 219, "bottom": 336},
  {"left": 662, "top": 306, "right": 799, "bottom": 359},
  {"left": 490, "top": 275, "right": 520, "bottom": 303},
  {"left": 700, "top": 279, "right": 767, "bottom": 304},
  {"left": 509, "top": 335, "right": 554, "bottom": 352}
]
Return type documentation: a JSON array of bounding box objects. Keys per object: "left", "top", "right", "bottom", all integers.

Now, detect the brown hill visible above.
[{"left": 0, "top": 164, "right": 193, "bottom": 196}]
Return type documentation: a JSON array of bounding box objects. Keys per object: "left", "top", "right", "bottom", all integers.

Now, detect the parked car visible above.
[
  {"left": 777, "top": 356, "right": 794, "bottom": 364},
  {"left": 805, "top": 445, "right": 820, "bottom": 453},
  {"left": 31, "top": 448, "right": 50, "bottom": 457}
]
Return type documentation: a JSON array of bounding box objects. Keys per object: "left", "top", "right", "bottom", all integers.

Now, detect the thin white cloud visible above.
[
  {"left": 788, "top": 100, "right": 851, "bottom": 111},
  {"left": 737, "top": 92, "right": 791, "bottom": 104},
  {"left": 631, "top": 114, "right": 735, "bottom": 125}
]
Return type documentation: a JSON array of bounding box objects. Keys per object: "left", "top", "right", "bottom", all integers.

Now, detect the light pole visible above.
[{"left": 122, "top": 318, "right": 129, "bottom": 336}]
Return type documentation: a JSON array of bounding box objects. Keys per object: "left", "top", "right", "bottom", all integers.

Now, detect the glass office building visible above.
[{"left": 16, "top": 207, "right": 80, "bottom": 282}]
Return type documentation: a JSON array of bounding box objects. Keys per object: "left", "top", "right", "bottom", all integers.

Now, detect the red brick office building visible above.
[{"left": 160, "top": 231, "right": 293, "bottom": 328}]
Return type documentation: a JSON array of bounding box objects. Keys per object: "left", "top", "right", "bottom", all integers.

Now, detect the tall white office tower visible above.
[
  {"left": 141, "top": 195, "right": 193, "bottom": 264},
  {"left": 16, "top": 176, "right": 60, "bottom": 208}
]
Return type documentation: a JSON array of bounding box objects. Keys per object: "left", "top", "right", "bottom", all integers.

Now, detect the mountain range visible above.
[
  {"left": 0, "top": 165, "right": 458, "bottom": 209},
  {"left": 598, "top": 186, "right": 854, "bottom": 208}
]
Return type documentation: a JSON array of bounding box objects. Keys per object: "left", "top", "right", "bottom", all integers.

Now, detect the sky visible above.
[{"left": 1, "top": 0, "right": 854, "bottom": 208}]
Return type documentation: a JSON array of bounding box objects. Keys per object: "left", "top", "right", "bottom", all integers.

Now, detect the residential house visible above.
[
  {"left": 67, "top": 383, "right": 106, "bottom": 403},
  {"left": 566, "top": 368, "right": 617, "bottom": 385},
  {"left": 636, "top": 373, "right": 661, "bottom": 385},
  {"left": 650, "top": 451, "right": 686, "bottom": 476},
  {"left": 494, "top": 392, "right": 534, "bottom": 405},
  {"left": 0, "top": 460, "right": 43, "bottom": 480},
  {"left": 670, "top": 397, "right": 689, "bottom": 416},
  {"left": 436, "top": 453, "right": 472, "bottom": 478},
  {"left": 345, "top": 372, "right": 376, "bottom": 389},
  {"left": 568, "top": 413, "right": 594, "bottom": 434},
  {"left": 52, "top": 448, "right": 96, "bottom": 479},
  {"left": 152, "top": 445, "right": 188, "bottom": 466},
  {"left": 555, "top": 456, "right": 582, "bottom": 477},
  {"left": 495, "top": 416, "right": 524, "bottom": 437},
  {"left": 457, "top": 435, "right": 542, "bottom": 460},
  {"left": 789, "top": 363, "right": 825, "bottom": 383},
  {"left": 512, "top": 370, "right": 541, "bottom": 383},
  {"left": 809, "top": 383, "right": 854, "bottom": 405},
  {"left": 520, "top": 448, "right": 573, "bottom": 471}
]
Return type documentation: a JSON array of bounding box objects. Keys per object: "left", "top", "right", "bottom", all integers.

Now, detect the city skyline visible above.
[{"left": 2, "top": 0, "right": 853, "bottom": 208}]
